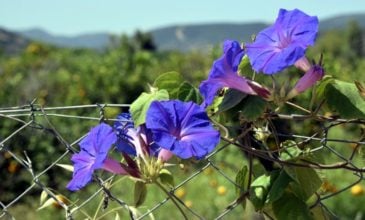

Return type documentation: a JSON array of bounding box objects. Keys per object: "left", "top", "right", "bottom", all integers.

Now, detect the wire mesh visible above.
[{"left": 1, "top": 103, "right": 364, "bottom": 219}]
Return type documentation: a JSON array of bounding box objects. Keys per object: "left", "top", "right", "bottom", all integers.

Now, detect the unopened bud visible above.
[
  {"left": 287, "top": 64, "right": 325, "bottom": 99},
  {"left": 294, "top": 56, "right": 311, "bottom": 72}
]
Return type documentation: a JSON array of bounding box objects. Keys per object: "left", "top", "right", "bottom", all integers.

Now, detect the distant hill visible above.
[
  {"left": 150, "top": 23, "right": 267, "bottom": 51},
  {"left": 0, "top": 28, "right": 29, "bottom": 55},
  {"left": 6, "top": 13, "right": 365, "bottom": 51},
  {"left": 320, "top": 13, "right": 365, "bottom": 31},
  {"left": 17, "top": 28, "right": 110, "bottom": 50}
]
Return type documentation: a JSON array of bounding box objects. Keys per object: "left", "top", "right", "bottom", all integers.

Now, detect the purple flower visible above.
[
  {"left": 287, "top": 64, "right": 325, "bottom": 99},
  {"left": 114, "top": 113, "right": 136, "bottom": 155},
  {"left": 145, "top": 100, "right": 220, "bottom": 159},
  {"left": 114, "top": 113, "right": 172, "bottom": 161},
  {"left": 199, "top": 40, "right": 270, "bottom": 107},
  {"left": 246, "top": 9, "right": 318, "bottom": 74},
  {"left": 67, "top": 123, "right": 126, "bottom": 191},
  {"left": 114, "top": 113, "right": 134, "bottom": 131}
]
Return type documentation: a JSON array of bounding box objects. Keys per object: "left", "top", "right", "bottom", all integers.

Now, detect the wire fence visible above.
[{"left": 1, "top": 102, "right": 365, "bottom": 219}]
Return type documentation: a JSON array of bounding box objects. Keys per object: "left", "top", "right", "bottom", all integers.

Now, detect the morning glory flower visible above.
[
  {"left": 246, "top": 9, "right": 319, "bottom": 74},
  {"left": 199, "top": 40, "right": 270, "bottom": 107},
  {"left": 145, "top": 100, "right": 220, "bottom": 159},
  {"left": 67, "top": 123, "right": 126, "bottom": 191},
  {"left": 287, "top": 64, "right": 325, "bottom": 99},
  {"left": 114, "top": 113, "right": 173, "bottom": 162},
  {"left": 114, "top": 113, "right": 137, "bottom": 155}
]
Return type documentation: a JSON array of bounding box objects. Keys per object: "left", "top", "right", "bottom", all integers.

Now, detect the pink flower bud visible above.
[
  {"left": 102, "top": 157, "right": 128, "bottom": 175},
  {"left": 158, "top": 149, "right": 174, "bottom": 162},
  {"left": 294, "top": 56, "right": 311, "bottom": 72},
  {"left": 287, "top": 65, "right": 325, "bottom": 99}
]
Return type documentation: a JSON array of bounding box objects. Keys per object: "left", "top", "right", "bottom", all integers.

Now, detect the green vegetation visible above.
[{"left": 1, "top": 22, "right": 365, "bottom": 219}]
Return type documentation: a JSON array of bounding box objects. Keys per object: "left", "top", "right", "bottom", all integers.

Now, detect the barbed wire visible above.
[{"left": 0, "top": 103, "right": 364, "bottom": 219}]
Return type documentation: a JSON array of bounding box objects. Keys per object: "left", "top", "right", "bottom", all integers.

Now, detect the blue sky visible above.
[{"left": 1, "top": 0, "right": 365, "bottom": 36}]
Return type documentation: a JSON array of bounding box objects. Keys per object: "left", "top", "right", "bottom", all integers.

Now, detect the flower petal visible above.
[
  {"left": 146, "top": 100, "right": 220, "bottom": 159},
  {"left": 290, "top": 64, "right": 325, "bottom": 95},
  {"left": 102, "top": 157, "right": 128, "bottom": 175},
  {"left": 116, "top": 140, "right": 136, "bottom": 156},
  {"left": 158, "top": 149, "right": 174, "bottom": 162},
  {"left": 68, "top": 123, "right": 117, "bottom": 191},
  {"left": 114, "top": 113, "right": 134, "bottom": 131},
  {"left": 199, "top": 40, "right": 267, "bottom": 106},
  {"left": 90, "top": 123, "right": 117, "bottom": 168},
  {"left": 199, "top": 79, "right": 224, "bottom": 108},
  {"left": 79, "top": 123, "right": 116, "bottom": 167},
  {"left": 246, "top": 8, "right": 318, "bottom": 74},
  {"left": 67, "top": 151, "right": 94, "bottom": 191}
]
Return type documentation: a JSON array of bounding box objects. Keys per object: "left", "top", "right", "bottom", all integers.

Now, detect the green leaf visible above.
[
  {"left": 218, "top": 89, "right": 247, "bottom": 113},
  {"left": 130, "top": 89, "right": 169, "bottom": 126},
  {"left": 134, "top": 181, "right": 147, "bottom": 207},
  {"left": 250, "top": 170, "right": 295, "bottom": 210},
  {"left": 206, "top": 95, "right": 224, "bottom": 116},
  {"left": 355, "top": 81, "right": 365, "bottom": 100},
  {"left": 235, "top": 165, "right": 249, "bottom": 195},
  {"left": 238, "top": 55, "right": 253, "bottom": 76},
  {"left": 240, "top": 95, "right": 267, "bottom": 121},
  {"left": 159, "top": 169, "right": 174, "bottom": 188},
  {"left": 285, "top": 167, "right": 322, "bottom": 201},
  {"left": 272, "top": 192, "right": 313, "bottom": 220},
  {"left": 325, "top": 80, "right": 365, "bottom": 118},
  {"left": 235, "top": 165, "right": 250, "bottom": 209},
  {"left": 279, "top": 140, "right": 302, "bottom": 161},
  {"left": 177, "top": 82, "right": 202, "bottom": 103},
  {"left": 315, "top": 75, "right": 334, "bottom": 100},
  {"left": 265, "top": 170, "right": 292, "bottom": 204},
  {"left": 249, "top": 173, "right": 274, "bottom": 210},
  {"left": 153, "top": 71, "right": 184, "bottom": 99}
]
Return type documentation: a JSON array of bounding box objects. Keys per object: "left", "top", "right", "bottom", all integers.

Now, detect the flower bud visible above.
[
  {"left": 294, "top": 56, "right": 311, "bottom": 72},
  {"left": 158, "top": 149, "right": 174, "bottom": 162},
  {"left": 287, "top": 64, "right": 325, "bottom": 99}
]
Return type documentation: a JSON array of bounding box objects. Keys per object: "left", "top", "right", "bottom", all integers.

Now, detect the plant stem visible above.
[
  {"left": 285, "top": 101, "right": 311, "bottom": 114},
  {"left": 96, "top": 207, "right": 124, "bottom": 220},
  {"left": 93, "top": 177, "right": 126, "bottom": 220},
  {"left": 211, "top": 117, "right": 229, "bottom": 138},
  {"left": 155, "top": 181, "right": 188, "bottom": 220},
  {"left": 309, "top": 85, "right": 317, "bottom": 111},
  {"left": 93, "top": 192, "right": 105, "bottom": 220}
]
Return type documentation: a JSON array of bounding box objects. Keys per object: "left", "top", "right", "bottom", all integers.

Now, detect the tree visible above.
[{"left": 347, "top": 20, "right": 363, "bottom": 58}]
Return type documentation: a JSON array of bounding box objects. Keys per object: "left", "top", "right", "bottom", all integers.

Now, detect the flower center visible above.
[
  {"left": 276, "top": 28, "right": 292, "bottom": 50},
  {"left": 172, "top": 130, "right": 182, "bottom": 140}
]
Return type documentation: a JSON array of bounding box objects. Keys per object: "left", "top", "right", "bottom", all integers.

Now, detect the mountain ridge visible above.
[
  {"left": 2, "top": 13, "right": 365, "bottom": 52},
  {"left": 0, "top": 28, "right": 29, "bottom": 54}
]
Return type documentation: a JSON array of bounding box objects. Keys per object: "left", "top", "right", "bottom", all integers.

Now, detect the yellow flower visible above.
[
  {"left": 184, "top": 200, "right": 193, "bottom": 208},
  {"left": 351, "top": 184, "right": 364, "bottom": 196},
  {"left": 175, "top": 188, "right": 186, "bottom": 199},
  {"left": 217, "top": 186, "right": 227, "bottom": 196}
]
